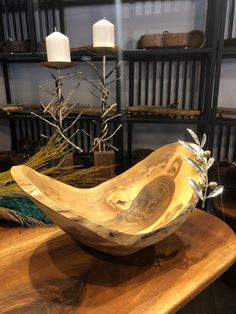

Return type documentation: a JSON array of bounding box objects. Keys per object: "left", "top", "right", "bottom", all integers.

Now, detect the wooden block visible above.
[{"left": 93, "top": 150, "right": 115, "bottom": 179}]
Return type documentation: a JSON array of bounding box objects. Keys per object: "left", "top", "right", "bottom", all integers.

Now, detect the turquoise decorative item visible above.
[{"left": 0, "top": 195, "right": 53, "bottom": 226}]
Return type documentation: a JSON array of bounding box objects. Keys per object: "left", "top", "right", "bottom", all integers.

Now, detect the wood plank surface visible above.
[
  {"left": 127, "top": 105, "right": 200, "bottom": 116},
  {"left": 0, "top": 209, "right": 235, "bottom": 314},
  {"left": 217, "top": 107, "right": 236, "bottom": 116},
  {"left": 0, "top": 104, "right": 116, "bottom": 114}
]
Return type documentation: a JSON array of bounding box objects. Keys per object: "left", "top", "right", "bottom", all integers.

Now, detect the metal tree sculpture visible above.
[
  {"left": 81, "top": 56, "right": 122, "bottom": 152},
  {"left": 32, "top": 65, "right": 83, "bottom": 153}
]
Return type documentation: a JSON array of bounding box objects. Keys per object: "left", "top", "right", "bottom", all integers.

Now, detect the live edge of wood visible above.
[{"left": 0, "top": 209, "right": 235, "bottom": 314}]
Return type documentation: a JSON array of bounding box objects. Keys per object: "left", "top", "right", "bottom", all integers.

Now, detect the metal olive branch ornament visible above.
[{"left": 180, "top": 129, "right": 223, "bottom": 208}]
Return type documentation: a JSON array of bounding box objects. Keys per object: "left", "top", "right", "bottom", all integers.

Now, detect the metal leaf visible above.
[
  {"left": 187, "top": 128, "right": 200, "bottom": 146},
  {"left": 200, "top": 133, "right": 207, "bottom": 148},
  {"left": 188, "top": 177, "right": 203, "bottom": 200},
  {"left": 207, "top": 185, "right": 224, "bottom": 199},
  {"left": 206, "top": 157, "right": 215, "bottom": 170},
  {"left": 185, "top": 157, "right": 205, "bottom": 175},
  {"left": 179, "top": 141, "right": 204, "bottom": 155}
]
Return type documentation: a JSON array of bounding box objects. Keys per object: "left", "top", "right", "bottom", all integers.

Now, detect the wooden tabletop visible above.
[
  {"left": 0, "top": 209, "right": 235, "bottom": 314},
  {"left": 212, "top": 190, "right": 236, "bottom": 221}
]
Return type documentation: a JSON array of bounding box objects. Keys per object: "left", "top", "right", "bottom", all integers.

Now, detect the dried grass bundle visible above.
[{"left": 0, "top": 133, "right": 104, "bottom": 196}]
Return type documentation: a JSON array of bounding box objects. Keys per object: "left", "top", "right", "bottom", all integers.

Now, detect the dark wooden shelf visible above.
[
  {"left": 215, "top": 117, "right": 236, "bottom": 125},
  {"left": 123, "top": 116, "right": 207, "bottom": 125},
  {"left": 123, "top": 48, "right": 213, "bottom": 60},
  {"left": 0, "top": 52, "right": 118, "bottom": 63},
  {"left": 0, "top": 48, "right": 213, "bottom": 63},
  {"left": 223, "top": 47, "right": 236, "bottom": 58}
]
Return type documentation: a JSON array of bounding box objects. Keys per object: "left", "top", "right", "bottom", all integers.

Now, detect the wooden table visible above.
[
  {"left": 212, "top": 189, "right": 236, "bottom": 221},
  {"left": 212, "top": 189, "right": 236, "bottom": 232},
  {"left": 0, "top": 209, "right": 235, "bottom": 314}
]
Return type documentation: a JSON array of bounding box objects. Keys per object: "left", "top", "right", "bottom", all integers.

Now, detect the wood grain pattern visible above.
[
  {"left": 0, "top": 104, "right": 116, "bottom": 114},
  {"left": 0, "top": 105, "right": 24, "bottom": 113},
  {"left": 127, "top": 106, "right": 200, "bottom": 116},
  {"left": 93, "top": 150, "right": 115, "bottom": 179},
  {"left": 217, "top": 107, "right": 236, "bottom": 116},
  {"left": 0, "top": 209, "right": 235, "bottom": 314},
  {"left": 11, "top": 142, "right": 202, "bottom": 255}
]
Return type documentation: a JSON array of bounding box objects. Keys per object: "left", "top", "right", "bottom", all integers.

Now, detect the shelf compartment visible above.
[
  {"left": 223, "top": 47, "right": 236, "bottom": 58},
  {"left": 212, "top": 124, "right": 236, "bottom": 161}
]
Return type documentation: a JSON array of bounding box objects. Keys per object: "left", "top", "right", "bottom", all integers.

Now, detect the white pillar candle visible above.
[
  {"left": 93, "top": 18, "right": 115, "bottom": 47},
  {"left": 45, "top": 30, "right": 71, "bottom": 62}
]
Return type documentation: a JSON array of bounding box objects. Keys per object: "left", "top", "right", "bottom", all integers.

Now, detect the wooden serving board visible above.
[{"left": 0, "top": 209, "right": 235, "bottom": 314}]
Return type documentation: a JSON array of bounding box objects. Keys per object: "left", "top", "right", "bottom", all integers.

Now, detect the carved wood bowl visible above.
[{"left": 11, "top": 142, "right": 201, "bottom": 256}]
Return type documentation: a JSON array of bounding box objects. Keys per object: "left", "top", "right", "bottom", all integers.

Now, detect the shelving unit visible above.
[
  {"left": 209, "top": 0, "right": 236, "bottom": 161},
  {"left": 0, "top": 0, "right": 235, "bottom": 166}
]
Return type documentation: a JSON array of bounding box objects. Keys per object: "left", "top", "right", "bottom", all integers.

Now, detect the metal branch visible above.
[
  {"left": 32, "top": 111, "right": 83, "bottom": 153},
  {"left": 86, "top": 61, "right": 103, "bottom": 81},
  {"left": 101, "top": 124, "right": 122, "bottom": 142},
  {"left": 101, "top": 103, "right": 117, "bottom": 118},
  {"left": 63, "top": 112, "right": 83, "bottom": 133},
  {"left": 68, "top": 128, "right": 80, "bottom": 140},
  {"left": 82, "top": 129, "right": 93, "bottom": 139},
  {"left": 78, "top": 75, "right": 102, "bottom": 92},
  {"left": 105, "top": 61, "right": 121, "bottom": 80},
  {"left": 90, "top": 91, "right": 102, "bottom": 102},
  {"left": 31, "top": 111, "right": 58, "bottom": 129},
  {"left": 64, "top": 82, "right": 80, "bottom": 105},
  {"left": 57, "top": 71, "right": 82, "bottom": 82},
  {"left": 43, "top": 96, "right": 57, "bottom": 113},
  {"left": 106, "top": 76, "right": 121, "bottom": 86},
  {"left": 39, "top": 85, "right": 55, "bottom": 96},
  {"left": 103, "top": 113, "right": 121, "bottom": 124}
]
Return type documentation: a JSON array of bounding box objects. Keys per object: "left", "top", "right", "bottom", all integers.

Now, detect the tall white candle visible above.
[
  {"left": 93, "top": 18, "right": 115, "bottom": 47},
  {"left": 45, "top": 30, "right": 71, "bottom": 62}
]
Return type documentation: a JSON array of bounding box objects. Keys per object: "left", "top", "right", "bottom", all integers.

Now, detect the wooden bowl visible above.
[
  {"left": 138, "top": 30, "right": 205, "bottom": 49},
  {"left": 164, "top": 32, "right": 190, "bottom": 48},
  {"left": 11, "top": 142, "right": 201, "bottom": 256},
  {"left": 138, "top": 34, "right": 164, "bottom": 49},
  {"left": 188, "top": 30, "right": 206, "bottom": 48}
]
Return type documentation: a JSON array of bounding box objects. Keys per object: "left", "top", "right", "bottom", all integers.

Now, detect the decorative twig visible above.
[
  {"left": 180, "top": 128, "right": 223, "bottom": 208},
  {"left": 86, "top": 61, "right": 103, "bottom": 81},
  {"left": 78, "top": 56, "right": 122, "bottom": 152},
  {"left": 31, "top": 111, "right": 83, "bottom": 153},
  {"left": 105, "top": 61, "right": 121, "bottom": 80},
  {"left": 35, "top": 69, "right": 84, "bottom": 153}
]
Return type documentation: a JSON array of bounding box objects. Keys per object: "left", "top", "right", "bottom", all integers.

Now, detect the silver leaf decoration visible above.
[
  {"left": 187, "top": 128, "right": 200, "bottom": 146},
  {"left": 188, "top": 177, "right": 204, "bottom": 200},
  {"left": 185, "top": 157, "right": 205, "bottom": 175},
  {"left": 200, "top": 133, "right": 207, "bottom": 148},
  {"left": 182, "top": 128, "right": 223, "bottom": 208},
  {"left": 207, "top": 185, "right": 224, "bottom": 199},
  {"left": 179, "top": 141, "right": 204, "bottom": 155},
  {"left": 206, "top": 157, "right": 215, "bottom": 170}
]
